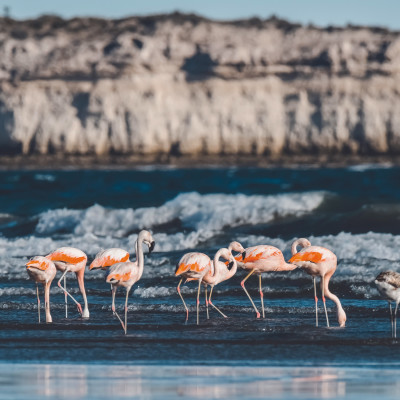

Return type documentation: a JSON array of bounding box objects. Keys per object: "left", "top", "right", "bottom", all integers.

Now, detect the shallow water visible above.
[
  {"left": 1, "top": 364, "right": 400, "bottom": 400},
  {"left": 1, "top": 166, "right": 400, "bottom": 398}
]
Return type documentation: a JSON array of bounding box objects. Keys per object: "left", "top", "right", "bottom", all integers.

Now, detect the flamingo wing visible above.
[
  {"left": 289, "top": 246, "right": 332, "bottom": 264},
  {"left": 47, "top": 247, "right": 87, "bottom": 264},
  {"left": 26, "top": 256, "right": 53, "bottom": 271},
  {"left": 90, "top": 248, "right": 129, "bottom": 269},
  {"left": 106, "top": 262, "right": 137, "bottom": 283},
  {"left": 175, "top": 252, "right": 211, "bottom": 276}
]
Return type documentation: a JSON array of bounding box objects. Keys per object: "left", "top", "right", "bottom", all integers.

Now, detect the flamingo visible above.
[
  {"left": 202, "top": 248, "right": 237, "bottom": 319},
  {"left": 46, "top": 247, "right": 90, "bottom": 319},
  {"left": 229, "top": 241, "right": 297, "bottom": 319},
  {"left": 26, "top": 256, "right": 57, "bottom": 323},
  {"left": 175, "top": 252, "right": 212, "bottom": 325},
  {"left": 374, "top": 271, "right": 400, "bottom": 338},
  {"left": 106, "top": 230, "right": 155, "bottom": 334},
  {"left": 289, "top": 239, "right": 346, "bottom": 327}
]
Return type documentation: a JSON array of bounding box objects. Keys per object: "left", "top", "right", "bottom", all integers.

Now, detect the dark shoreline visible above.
[{"left": 1, "top": 154, "right": 400, "bottom": 170}]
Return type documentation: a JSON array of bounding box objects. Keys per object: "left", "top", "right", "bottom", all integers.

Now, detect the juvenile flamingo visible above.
[
  {"left": 289, "top": 239, "right": 346, "bottom": 327},
  {"left": 229, "top": 241, "right": 296, "bottom": 319},
  {"left": 26, "top": 256, "right": 57, "bottom": 323},
  {"left": 106, "top": 230, "right": 155, "bottom": 334},
  {"left": 175, "top": 252, "right": 212, "bottom": 325},
  {"left": 46, "top": 247, "right": 90, "bottom": 318},
  {"left": 202, "top": 248, "right": 237, "bottom": 319},
  {"left": 375, "top": 271, "right": 400, "bottom": 338}
]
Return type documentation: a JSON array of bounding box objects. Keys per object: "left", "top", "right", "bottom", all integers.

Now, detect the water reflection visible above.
[{"left": 0, "top": 364, "right": 399, "bottom": 399}]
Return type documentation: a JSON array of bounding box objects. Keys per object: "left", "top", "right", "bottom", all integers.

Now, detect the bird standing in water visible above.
[
  {"left": 375, "top": 271, "right": 400, "bottom": 338},
  {"left": 202, "top": 248, "right": 238, "bottom": 318},
  {"left": 46, "top": 247, "right": 90, "bottom": 318},
  {"left": 26, "top": 256, "right": 57, "bottom": 323},
  {"left": 175, "top": 252, "right": 212, "bottom": 324},
  {"left": 106, "top": 230, "right": 155, "bottom": 334},
  {"left": 229, "top": 241, "right": 296, "bottom": 319},
  {"left": 289, "top": 239, "right": 346, "bottom": 328}
]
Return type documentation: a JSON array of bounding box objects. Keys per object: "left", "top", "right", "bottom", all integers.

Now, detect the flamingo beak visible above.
[
  {"left": 228, "top": 261, "right": 234, "bottom": 270},
  {"left": 241, "top": 251, "right": 246, "bottom": 260},
  {"left": 149, "top": 241, "right": 155, "bottom": 253}
]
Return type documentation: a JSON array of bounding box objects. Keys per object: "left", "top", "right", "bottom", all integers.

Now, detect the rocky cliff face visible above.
[{"left": 1, "top": 13, "right": 400, "bottom": 157}]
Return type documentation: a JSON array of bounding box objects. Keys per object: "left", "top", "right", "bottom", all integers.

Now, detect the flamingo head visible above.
[
  {"left": 139, "top": 230, "right": 155, "bottom": 253},
  {"left": 219, "top": 248, "right": 236, "bottom": 270},
  {"left": 228, "top": 241, "right": 246, "bottom": 260}
]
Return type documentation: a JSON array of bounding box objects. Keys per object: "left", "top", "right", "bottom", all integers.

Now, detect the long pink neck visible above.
[
  {"left": 135, "top": 236, "right": 145, "bottom": 280},
  {"left": 321, "top": 274, "right": 346, "bottom": 325},
  {"left": 226, "top": 258, "right": 237, "bottom": 280}
]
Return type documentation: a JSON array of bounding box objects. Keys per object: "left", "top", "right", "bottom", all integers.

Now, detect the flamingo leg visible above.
[
  {"left": 36, "top": 284, "right": 41, "bottom": 323},
  {"left": 58, "top": 269, "right": 83, "bottom": 316},
  {"left": 389, "top": 302, "right": 394, "bottom": 338},
  {"left": 240, "top": 269, "right": 260, "bottom": 319},
  {"left": 124, "top": 288, "right": 131, "bottom": 335},
  {"left": 64, "top": 275, "right": 68, "bottom": 318},
  {"left": 205, "top": 285, "right": 209, "bottom": 320},
  {"left": 259, "top": 274, "right": 265, "bottom": 318},
  {"left": 196, "top": 279, "right": 202, "bottom": 325},
  {"left": 321, "top": 275, "right": 330, "bottom": 327},
  {"left": 111, "top": 286, "right": 125, "bottom": 332},
  {"left": 209, "top": 285, "right": 228, "bottom": 318},
  {"left": 394, "top": 302, "right": 399, "bottom": 339},
  {"left": 177, "top": 279, "right": 189, "bottom": 323},
  {"left": 313, "top": 277, "right": 318, "bottom": 327},
  {"left": 44, "top": 281, "right": 52, "bottom": 323}
]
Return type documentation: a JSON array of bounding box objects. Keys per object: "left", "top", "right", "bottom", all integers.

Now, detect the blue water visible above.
[{"left": 1, "top": 165, "right": 400, "bottom": 398}]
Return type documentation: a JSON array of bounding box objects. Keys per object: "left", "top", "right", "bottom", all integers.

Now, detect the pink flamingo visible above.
[
  {"left": 289, "top": 238, "right": 346, "bottom": 327},
  {"left": 175, "top": 252, "right": 212, "bottom": 325},
  {"left": 26, "top": 256, "right": 57, "bottom": 323},
  {"left": 46, "top": 247, "right": 90, "bottom": 319},
  {"left": 202, "top": 248, "right": 238, "bottom": 319},
  {"left": 229, "top": 241, "right": 297, "bottom": 319},
  {"left": 106, "top": 230, "right": 155, "bottom": 334}
]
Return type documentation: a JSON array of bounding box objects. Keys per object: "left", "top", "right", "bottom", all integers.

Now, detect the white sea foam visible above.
[
  {"left": 35, "top": 191, "right": 326, "bottom": 239},
  {"left": 34, "top": 173, "right": 56, "bottom": 182}
]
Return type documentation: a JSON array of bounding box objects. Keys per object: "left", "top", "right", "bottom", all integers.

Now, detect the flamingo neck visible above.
[
  {"left": 226, "top": 257, "right": 238, "bottom": 280},
  {"left": 322, "top": 275, "right": 346, "bottom": 327},
  {"left": 291, "top": 240, "right": 301, "bottom": 255},
  {"left": 135, "top": 235, "right": 145, "bottom": 279}
]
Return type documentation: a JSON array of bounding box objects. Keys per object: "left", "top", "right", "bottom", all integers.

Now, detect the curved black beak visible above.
[
  {"left": 228, "top": 261, "right": 234, "bottom": 270},
  {"left": 149, "top": 241, "right": 155, "bottom": 253},
  {"left": 241, "top": 251, "right": 246, "bottom": 260}
]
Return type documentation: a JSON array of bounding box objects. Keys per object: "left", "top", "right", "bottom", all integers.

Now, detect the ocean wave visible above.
[{"left": 35, "top": 191, "right": 326, "bottom": 238}]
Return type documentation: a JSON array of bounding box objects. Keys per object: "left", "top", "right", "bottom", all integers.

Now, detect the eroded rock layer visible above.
[{"left": 1, "top": 13, "right": 400, "bottom": 156}]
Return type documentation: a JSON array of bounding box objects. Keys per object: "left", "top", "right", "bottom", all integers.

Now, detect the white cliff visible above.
[{"left": 0, "top": 13, "right": 400, "bottom": 157}]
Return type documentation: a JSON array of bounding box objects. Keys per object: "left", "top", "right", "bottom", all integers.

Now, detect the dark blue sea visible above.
[{"left": 0, "top": 165, "right": 400, "bottom": 399}]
